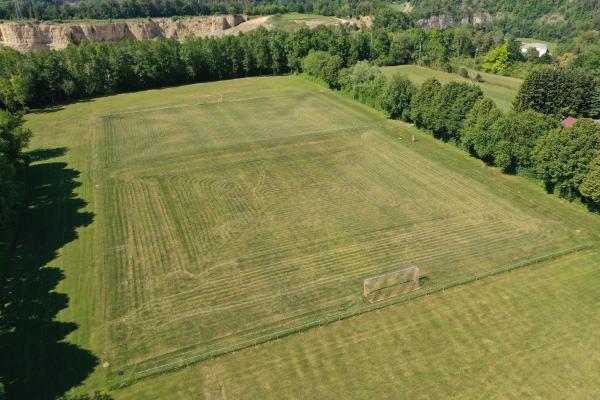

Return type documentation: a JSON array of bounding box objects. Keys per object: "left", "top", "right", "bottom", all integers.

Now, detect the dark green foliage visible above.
[
  {"left": 374, "top": 7, "right": 410, "bottom": 31},
  {"left": 411, "top": 77, "right": 442, "bottom": 128},
  {"left": 427, "top": 81, "right": 483, "bottom": 141},
  {"left": 525, "top": 47, "right": 540, "bottom": 63},
  {"left": 0, "top": 155, "right": 17, "bottom": 230},
  {"left": 344, "top": 61, "right": 386, "bottom": 107},
  {"left": 580, "top": 152, "right": 600, "bottom": 204},
  {"left": 513, "top": 67, "right": 600, "bottom": 118},
  {"left": 462, "top": 97, "right": 504, "bottom": 162},
  {"left": 533, "top": 119, "right": 600, "bottom": 198},
  {"left": 380, "top": 73, "right": 416, "bottom": 121},
  {"left": 0, "top": 110, "right": 32, "bottom": 163},
  {"left": 0, "top": 109, "right": 30, "bottom": 234},
  {"left": 302, "top": 50, "right": 344, "bottom": 88},
  {"left": 490, "top": 110, "right": 558, "bottom": 172},
  {"left": 458, "top": 67, "right": 469, "bottom": 78}
]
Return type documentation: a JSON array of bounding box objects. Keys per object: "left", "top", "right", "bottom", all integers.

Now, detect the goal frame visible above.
[{"left": 363, "top": 266, "right": 420, "bottom": 303}]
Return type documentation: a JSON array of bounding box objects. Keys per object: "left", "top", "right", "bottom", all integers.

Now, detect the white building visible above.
[{"left": 520, "top": 43, "right": 548, "bottom": 57}]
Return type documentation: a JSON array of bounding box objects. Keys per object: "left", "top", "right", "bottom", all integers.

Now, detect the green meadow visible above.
[{"left": 21, "top": 74, "right": 600, "bottom": 394}]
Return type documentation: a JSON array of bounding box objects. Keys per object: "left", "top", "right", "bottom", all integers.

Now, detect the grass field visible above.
[
  {"left": 21, "top": 74, "right": 600, "bottom": 393},
  {"left": 381, "top": 65, "right": 522, "bottom": 111},
  {"left": 266, "top": 13, "right": 340, "bottom": 30},
  {"left": 115, "top": 249, "right": 600, "bottom": 399}
]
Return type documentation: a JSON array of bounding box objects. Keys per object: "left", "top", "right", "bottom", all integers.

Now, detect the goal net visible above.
[{"left": 363, "top": 266, "right": 420, "bottom": 303}]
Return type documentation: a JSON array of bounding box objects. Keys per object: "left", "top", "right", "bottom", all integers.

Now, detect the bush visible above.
[{"left": 458, "top": 67, "right": 469, "bottom": 79}]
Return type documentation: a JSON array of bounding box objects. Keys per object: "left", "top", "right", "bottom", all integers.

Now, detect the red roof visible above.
[{"left": 562, "top": 116, "right": 577, "bottom": 128}]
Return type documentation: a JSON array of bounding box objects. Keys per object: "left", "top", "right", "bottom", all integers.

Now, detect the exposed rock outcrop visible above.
[
  {"left": 417, "top": 12, "right": 496, "bottom": 29},
  {"left": 416, "top": 14, "right": 455, "bottom": 29},
  {"left": 460, "top": 12, "right": 494, "bottom": 25},
  {"left": 0, "top": 15, "right": 247, "bottom": 53}
]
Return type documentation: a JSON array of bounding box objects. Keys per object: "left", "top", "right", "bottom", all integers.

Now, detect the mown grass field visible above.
[
  {"left": 115, "top": 249, "right": 600, "bottom": 399},
  {"left": 381, "top": 65, "right": 522, "bottom": 111},
  {"left": 23, "top": 74, "right": 600, "bottom": 393},
  {"left": 266, "top": 13, "right": 341, "bottom": 30}
]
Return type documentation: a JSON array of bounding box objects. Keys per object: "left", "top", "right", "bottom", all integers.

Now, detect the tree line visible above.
[
  {"left": 0, "top": 24, "right": 502, "bottom": 110},
  {"left": 5, "top": 21, "right": 592, "bottom": 111},
  {"left": 0, "top": 111, "right": 31, "bottom": 238},
  {"left": 303, "top": 51, "right": 600, "bottom": 207},
  {"left": 0, "top": 0, "right": 390, "bottom": 21}
]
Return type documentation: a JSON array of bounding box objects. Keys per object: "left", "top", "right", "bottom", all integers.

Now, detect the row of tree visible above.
[
  {"left": 0, "top": 24, "right": 519, "bottom": 111},
  {"left": 303, "top": 51, "right": 600, "bottom": 206},
  {"left": 0, "top": 0, "right": 392, "bottom": 21},
  {"left": 0, "top": 111, "right": 31, "bottom": 234}
]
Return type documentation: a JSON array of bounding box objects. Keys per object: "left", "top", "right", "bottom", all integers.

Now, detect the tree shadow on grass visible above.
[{"left": 0, "top": 149, "right": 97, "bottom": 399}]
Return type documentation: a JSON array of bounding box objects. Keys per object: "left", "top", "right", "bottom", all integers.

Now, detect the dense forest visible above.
[{"left": 2, "top": 0, "right": 600, "bottom": 40}]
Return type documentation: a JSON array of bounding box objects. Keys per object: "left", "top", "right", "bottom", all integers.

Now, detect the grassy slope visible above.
[
  {"left": 22, "top": 75, "right": 600, "bottom": 393},
  {"left": 266, "top": 13, "right": 340, "bottom": 30},
  {"left": 381, "top": 64, "right": 522, "bottom": 111},
  {"left": 115, "top": 249, "right": 600, "bottom": 399}
]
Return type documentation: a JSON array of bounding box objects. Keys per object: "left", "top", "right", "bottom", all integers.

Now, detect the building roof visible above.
[{"left": 562, "top": 116, "right": 577, "bottom": 128}]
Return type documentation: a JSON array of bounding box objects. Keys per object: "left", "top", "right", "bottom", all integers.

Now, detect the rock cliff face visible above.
[
  {"left": 416, "top": 12, "right": 495, "bottom": 29},
  {"left": 0, "top": 15, "right": 247, "bottom": 53}
]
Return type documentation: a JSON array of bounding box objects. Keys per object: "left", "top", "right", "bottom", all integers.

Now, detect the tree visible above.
[
  {"left": 0, "top": 110, "right": 31, "bottom": 231},
  {"left": 580, "top": 152, "right": 600, "bottom": 204},
  {"left": 506, "top": 36, "right": 524, "bottom": 62},
  {"left": 513, "top": 67, "right": 600, "bottom": 118},
  {"left": 0, "top": 154, "right": 17, "bottom": 229},
  {"left": 525, "top": 47, "right": 540, "bottom": 63},
  {"left": 461, "top": 97, "right": 503, "bottom": 162},
  {"left": 428, "top": 82, "right": 483, "bottom": 141},
  {"left": 346, "top": 61, "right": 386, "bottom": 107},
  {"left": 490, "top": 110, "right": 558, "bottom": 172},
  {"left": 533, "top": 119, "right": 600, "bottom": 198},
  {"left": 482, "top": 44, "right": 510, "bottom": 73},
  {"left": 302, "top": 50, "right": 343, "bottom": 88},
  {"left": 380, "top": 73, "right": 416, "bottom": 121},
  {"left": 0, "top": 110, "right": 32, "bottom": 162},
  {"left": 411, "top": 77, "right": 441, "bottom": 128},
  {"left": 452, "top": 28, "right": 475, "bottom": 58}
]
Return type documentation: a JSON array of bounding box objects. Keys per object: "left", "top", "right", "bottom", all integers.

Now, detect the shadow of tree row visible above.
[{"left": 1, "top": 148, "right": 98, "bottom": 400}]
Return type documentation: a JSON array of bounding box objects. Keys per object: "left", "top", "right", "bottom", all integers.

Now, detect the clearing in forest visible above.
[{"left": 23, "top": 75, "right": 600, "bottom": 388}]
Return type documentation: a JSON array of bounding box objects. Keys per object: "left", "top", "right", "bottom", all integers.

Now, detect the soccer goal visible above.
[{"left": 363, "top": 266, "right": 420, "bottom": 303}]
